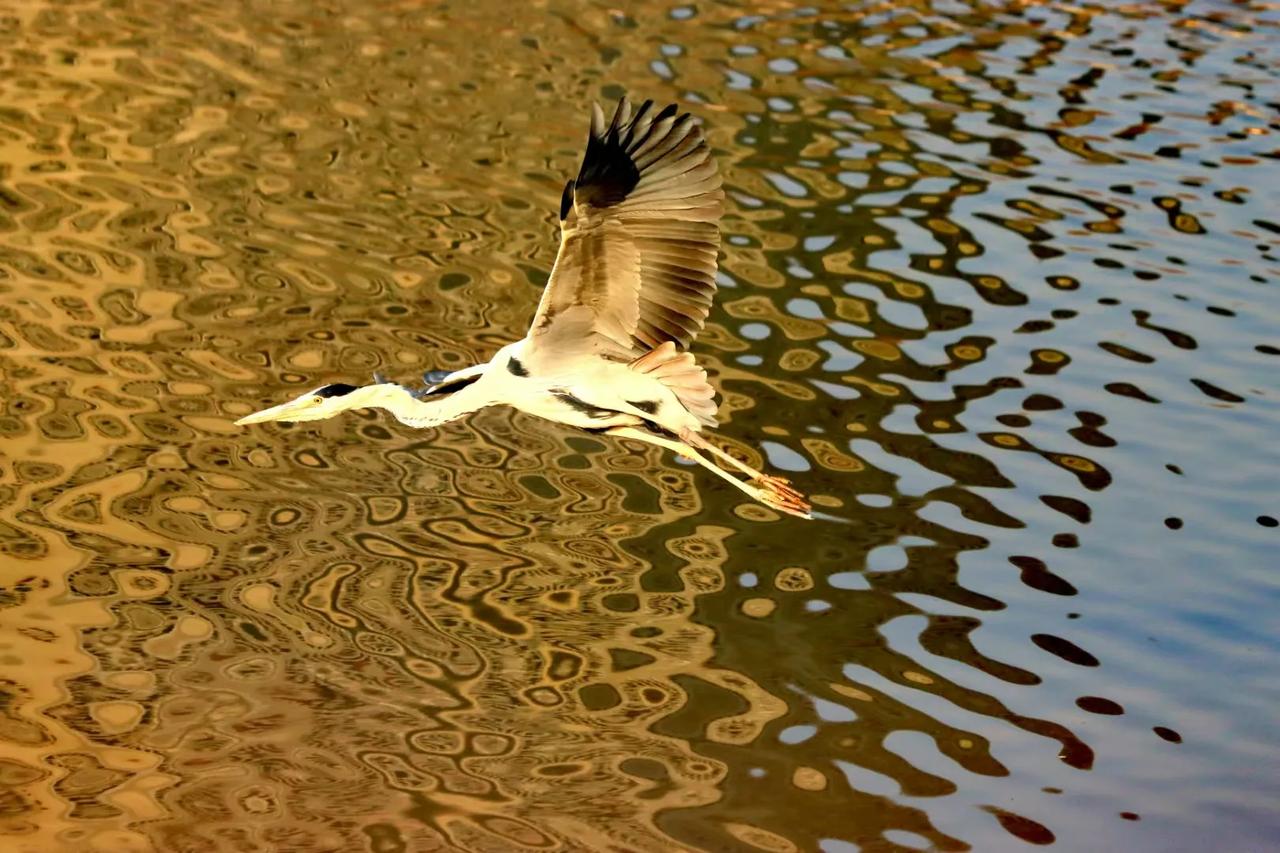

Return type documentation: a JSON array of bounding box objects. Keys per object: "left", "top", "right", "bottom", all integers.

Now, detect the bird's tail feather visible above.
[{"left": 631, "top": 341, "right": 718, "bottom": 427}]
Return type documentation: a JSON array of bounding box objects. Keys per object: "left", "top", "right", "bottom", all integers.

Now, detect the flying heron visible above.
[{"left": 236, "top": 97, "right": 811, "bottom": 519}]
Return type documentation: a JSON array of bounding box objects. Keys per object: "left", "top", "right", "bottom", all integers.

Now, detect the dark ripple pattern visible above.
[{"left": 1, "top": 0, "right": 1278, "bottom": 851}]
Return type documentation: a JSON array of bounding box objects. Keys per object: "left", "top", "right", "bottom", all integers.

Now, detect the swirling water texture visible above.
[{"left": 0, "top": 0, "right": 1278, "bottom": 851}]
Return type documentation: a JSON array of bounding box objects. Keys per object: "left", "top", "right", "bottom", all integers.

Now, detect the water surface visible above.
[{"left": 1, "top": 0, "right": 1278, "bottom": 850}]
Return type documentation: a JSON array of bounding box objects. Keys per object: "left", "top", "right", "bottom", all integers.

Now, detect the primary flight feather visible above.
[{"left": 236, "top": 97, "right": 811, "bottom": 519}]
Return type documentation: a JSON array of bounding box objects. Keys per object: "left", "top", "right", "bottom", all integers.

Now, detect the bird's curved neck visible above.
[{"left": 356, "top": 382, "right": 488, "bottom": 428}]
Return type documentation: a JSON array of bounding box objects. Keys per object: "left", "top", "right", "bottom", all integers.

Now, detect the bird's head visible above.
[{"left": 235, "top": 382, "right": 382, "bottom": 425}]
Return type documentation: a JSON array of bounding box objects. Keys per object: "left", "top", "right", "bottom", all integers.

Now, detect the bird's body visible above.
[
  {"left": 237, "top": 97, "right": 811, "bottom": 518},
  {"left": 393, "top": 339, "right": 705, "bottom": 433}
]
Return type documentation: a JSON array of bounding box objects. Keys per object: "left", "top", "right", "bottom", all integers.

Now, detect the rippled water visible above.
[{"left": 2, "top": 1, "right": 1278, "bottom": 850}]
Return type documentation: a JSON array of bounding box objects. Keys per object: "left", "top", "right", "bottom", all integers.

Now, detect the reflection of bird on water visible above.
[{"left": 236, "top": 97, "right": 810, "bottom": 518}]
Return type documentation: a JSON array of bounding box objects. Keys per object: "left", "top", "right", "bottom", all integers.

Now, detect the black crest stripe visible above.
[{"left": 316, "top": 383, "right": 359, "bottom": 398}]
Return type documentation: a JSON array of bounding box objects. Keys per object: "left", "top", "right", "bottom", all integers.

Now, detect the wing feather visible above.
[{"left": 526, "top": 97, "right": 723, "bottom": 358}]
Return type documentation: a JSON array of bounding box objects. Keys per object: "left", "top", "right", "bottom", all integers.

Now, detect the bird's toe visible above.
[
  {"left": 753, "top": 483, "right": 812, "bottom": 519},
  {"left": 756, "top": 475, "right": 806, "bottom": 504}
]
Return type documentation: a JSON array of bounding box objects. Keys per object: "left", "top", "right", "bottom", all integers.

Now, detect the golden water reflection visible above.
[{"left": 2, "top": 0, "right": 1279, "bottom": 850}]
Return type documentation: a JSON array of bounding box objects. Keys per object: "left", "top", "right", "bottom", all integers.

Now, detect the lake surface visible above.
[{"left": 1, "top": 0, "right": 1278, "bottom": 850}]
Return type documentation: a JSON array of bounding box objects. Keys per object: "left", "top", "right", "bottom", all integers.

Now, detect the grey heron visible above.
[{"left": 236, "top": 97, "right": 811, "bottom": 519}]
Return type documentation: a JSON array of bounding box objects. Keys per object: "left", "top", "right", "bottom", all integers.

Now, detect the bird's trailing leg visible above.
[
  {"left": 679, "top": 429, "right": 809, "bottom": 508},
  {"left": 607, "top": 426, "right": 811, "bottom": 519}
]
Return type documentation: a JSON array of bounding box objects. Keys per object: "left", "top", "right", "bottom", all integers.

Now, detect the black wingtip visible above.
[
  {"left": 607, "top": 97, "right": 631, "bottom": 135},
  {"left": 560, "top": 179, "right": 575, "bottom": 221},
  {"left": 574, "top": 97, "right": 644, "bottom": 210},
  {"left": 621, "top": 99, "right": 655, "bottom": 148}
]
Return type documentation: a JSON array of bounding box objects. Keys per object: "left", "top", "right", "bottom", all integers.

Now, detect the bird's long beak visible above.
[{"left": 234, "top": 398, "right": 315, "bottom": 426}]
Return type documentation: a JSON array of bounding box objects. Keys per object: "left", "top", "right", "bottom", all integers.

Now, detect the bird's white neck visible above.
[{"left": 351, "top": 382, "right": 490, "bottom": 428}]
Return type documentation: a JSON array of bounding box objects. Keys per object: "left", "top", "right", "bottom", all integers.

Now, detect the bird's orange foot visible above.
[
  {"left": 756, "top": 474, "right": 807, "bottom": 504},
  {"left": 754, "top": 476, "right": 812, "bottom": 519}
]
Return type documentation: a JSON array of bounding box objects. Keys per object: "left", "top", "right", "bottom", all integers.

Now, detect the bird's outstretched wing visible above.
[{"left": 525, "top": 98, "right": 724, "bottom": 359}]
